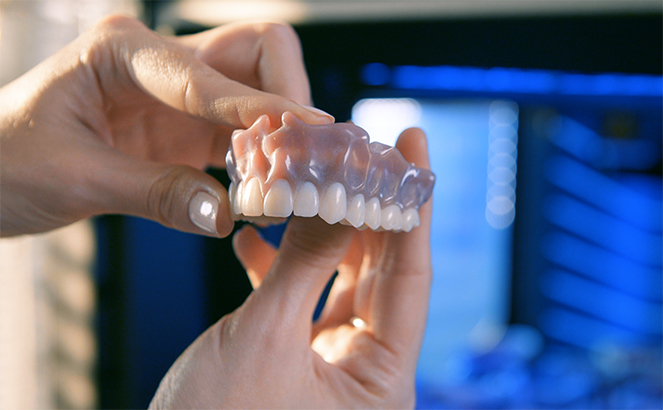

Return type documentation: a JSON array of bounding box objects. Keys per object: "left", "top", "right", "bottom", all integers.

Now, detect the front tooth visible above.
[
  {"left": 345, "top": 194, "right": 365, "bottom": 228},
  {"left": 233, "top": 180, "right": 244, "bottom": 216},
  {"left": 263, "top": 179, "right": 293, "bottom": 217},
  {"left": 401, "top": 208, "right": 419, "bottom": 232},
  {"left": 293, "top": 182, "right": 319, "bottom": 217},
  {"left": 242, "top": 178, "right": 264, "bottom": 216},
  {"left": 380, "top": 205, "right": 402, "bottom": 231},
  {"left": 364, "top": 197, "right": 381, "bottom": 230},
  {"left": 318, "top": 182, "right": 347, "bottom": 224}
]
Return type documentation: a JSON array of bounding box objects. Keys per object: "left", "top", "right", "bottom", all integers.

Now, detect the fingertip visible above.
[
  {"left": 232, "top": 225, "right": 276, "bottom": 263},
  {"left": 216, "top": 191, "right": 235, "bottom": 238},
  {"left": 232, "top": 225, "right": 277, "bottom": 289},
  {"left": 302, "top": 105, "right": 335, "bottom": 124},
  {"left": 395, "top": 127, "right": 430, "bottom": 170},
  {"left": 393, "top": 128, "right": 433, "bottom": 234},
  {"left": 232, "top": 225, "right": 257, "bottom": 256},
  {"left": 232, "top": 92, "right": 333, "bottom": 131},
  {"left": 282, "top": 104, "right": 334, "bottom": 126}
]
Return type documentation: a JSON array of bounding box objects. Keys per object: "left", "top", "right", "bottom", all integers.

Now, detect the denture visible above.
[{"left": 225, "top": 112, "right": 435, "bottom": 232}]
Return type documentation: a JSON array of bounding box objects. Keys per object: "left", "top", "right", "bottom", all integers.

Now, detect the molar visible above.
[
  {"left": 380, "top": 204, "right": 403, "bottom": 231},
  {"left": 319, "top": 182, "right": 347, "bottom": 225},
  {"left": 364, "top": 197, "right": 382, "bottom": 230},
  {"left": 263, "top": 179, "right": 293, "bottom": 217},
  {"left": 401, "top": 208, "right": 420, "bottom": 232},
  {"left": 293, "top": 182, "right": 319, "bottom": 217}
]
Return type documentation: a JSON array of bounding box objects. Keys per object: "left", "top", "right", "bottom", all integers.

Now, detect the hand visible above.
[
  {"left": 0, "top": 15, "right": 333, "bottom": 237},
  {"left": 150, "top": 128, "right": 432, "bottom": 408}
]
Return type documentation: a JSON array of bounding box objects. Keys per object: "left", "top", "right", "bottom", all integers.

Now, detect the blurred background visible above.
[{"left": 0, "top": 0, "right": 661, "bottom": 408}]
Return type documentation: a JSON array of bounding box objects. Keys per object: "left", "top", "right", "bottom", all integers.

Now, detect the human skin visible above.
[
  {"left": 0, "top": 15, "right": 333, "bottom": 238},
  {"left": 150, "top": 128, "right": 432, "bottom": 409}
]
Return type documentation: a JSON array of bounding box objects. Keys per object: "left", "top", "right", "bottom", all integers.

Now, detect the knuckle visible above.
[
  {"left": 95, "top": 14, "right": 144, "bottom": 32},
  {"left": 182, "top": 60, "right": 212, "bottom": 117},
  {"left": 84, "top": 14, "right": 147, "bottom": 63},
  {"left": 345, "top": 332, "right": 414, "bottom": 407},
  {"left": 181, "top": 65, "right": 197, "bottom": 114},
  {"left": 254, "top": 21, "right": 300, "bottom": 45}
]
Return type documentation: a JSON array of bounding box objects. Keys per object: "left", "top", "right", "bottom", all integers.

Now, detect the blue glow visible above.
[
  {"left": 624, "top": 74, "right": 663, "bottom": 96},
  {"left": 551, "top": 116, "right": 661, "bottom": 170},
  {"left": 519, "top": 69, "right": 557, "bottom": 94},
  {"left": 484, "top": 67, "right": 513, "bottom": 92},
  {"left": 378, "top": 64, "right": 663, "bottom": 97},
  {"left": 542, "top": 232, "right": 662, "bottom": 302},
  {"left": 543, "top": 193, "right": 662, "bottom": 267},
  {"left": 360, "top": 62, "right": 391, "bottom": 86},
  {"left": 549, "top": 117, "right": 603, "bottom": 164},
  {"left": 539, "top": 308, "right": 652, "bottom": 348},
  {"left": 544, "top": 155, "right": 663, "bottom": 234},
  {"left": 540, "top": 269, "right": 662, "bottom": 335},
  {"left": 559, "top": 73, "right": 595, "bottom": 95},
  {"left": 594, "top": 73, "right": 620, "bottom": 95}
]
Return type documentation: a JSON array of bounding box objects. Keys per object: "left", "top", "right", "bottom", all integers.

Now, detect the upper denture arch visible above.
[{"left": 225, "top": 112, "right": 435, "bottom": 232}]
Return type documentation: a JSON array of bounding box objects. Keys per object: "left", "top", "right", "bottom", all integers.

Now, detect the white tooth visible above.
[
  {"left": 233, "top": 180, "right": 244, "bottom": 216},
  {"left": 364, "top": 198, "right": 382, "bottom": 230},
  {"left": 293, "top": 182, "right": 319, "bottom": 217},
  {"left": 263, "top": 179, "right": 293, "bottom": 217},
  {"left": 345, "top": 194, "right": 365, "bottom": 228},
  {"left": 319, "top": 182, "right": 347, "bottom": 225},
  {"left": 380, "top": 205, "right": 402, "bottom": 231},
  {"left": 413, "top": 210, "right": 421, "bottom": 228},
  {"left": 401, "top": 208, "right": 420, "bottom": 232},
  {"left": 242, "top": 178, "right": 264, "bottom": 216}
]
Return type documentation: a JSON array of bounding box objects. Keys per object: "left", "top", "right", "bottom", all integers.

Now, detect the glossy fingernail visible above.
[
  {"left": 303, "top": 105, "right": 334, "bottom": 123},
  {"left": 351, "top": 316, "right": 368, "bottom": 329},
  {"left": 189, "top": 191, "right": 219, "bottom": 235}
]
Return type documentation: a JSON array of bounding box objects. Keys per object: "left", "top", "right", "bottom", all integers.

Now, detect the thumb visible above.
[
  {"left": 246, "top": 217, "right": 354, "bottom": 338},
  {"left": 90, "top": 150, "right": 234, "bottom": 237}
]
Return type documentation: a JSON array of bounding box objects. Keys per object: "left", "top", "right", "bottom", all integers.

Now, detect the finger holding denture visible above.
[{"left": 225, "top": 112, "right": 435, "bottom": 232}]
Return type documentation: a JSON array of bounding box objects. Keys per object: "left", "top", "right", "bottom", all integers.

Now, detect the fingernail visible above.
[
  {"left": 189, "top": 191, "right": 219, "bottom": 235},
  {"left": 351, "top": 316, "right": 368, "bottom": 329},
  {"left": 303, "top": 105, "right": 334, "bottom": 123}
]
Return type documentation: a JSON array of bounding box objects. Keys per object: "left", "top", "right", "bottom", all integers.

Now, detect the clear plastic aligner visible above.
[{"left": 226, "top": 112, "right": 435, "bottom": 232}]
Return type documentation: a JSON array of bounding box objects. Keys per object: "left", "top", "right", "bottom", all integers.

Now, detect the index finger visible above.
[
  {"left": 370, "top": 128, "right": 433, "bottom": 372},
  {"left": 92, "top": 16, "right": 332, "bottom": 130},
  {"left": 180, "top": 21, "right": 312, "bottom": 105}
]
